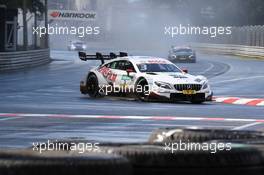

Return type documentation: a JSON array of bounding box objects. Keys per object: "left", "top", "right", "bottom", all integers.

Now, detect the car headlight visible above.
[
  {"left": 202, "top": 82, "right": 208, "bottom": 89},
  {"left": 155, "top": 81, "right": 172, "bottom": 89},
  {"left": 195, "top": 78, "right": 202, "bottom": 83},
  {"left": 82, "top": 45, "right": 87, "bottom": 49}
]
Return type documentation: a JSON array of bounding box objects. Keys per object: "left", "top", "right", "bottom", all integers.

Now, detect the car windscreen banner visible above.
[{"left": 48, "top": 10, "right": 96, "bottom": 21}]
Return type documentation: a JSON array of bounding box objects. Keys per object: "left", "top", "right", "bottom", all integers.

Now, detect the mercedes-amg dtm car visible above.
[
  {"left": 68, "top": 40, "right": 87, "bottom": 51},
  {"left": 168, "top": 46, "right": 196, "bottom": 63},
  {"left": 79, "top": 52, "right": 213, "bottom": 103}
]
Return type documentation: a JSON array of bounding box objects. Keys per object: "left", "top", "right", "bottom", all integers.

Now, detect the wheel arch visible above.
[
  {"left": 86, "top": 72, "right": 97, "bottom": 85},
  {"left": 135, "top": 76, "right": 148, "bottom": 85}
]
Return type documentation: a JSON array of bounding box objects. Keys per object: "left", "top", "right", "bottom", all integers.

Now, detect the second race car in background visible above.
[
  {"left": 68, "top": 40, "right": 87, "bottom": 51},
  {"left": 78, "top": 52, "right": 213, "bottom": 104},
  {"left": 168, "top": 46, "right": 196, "bottom": 63}
]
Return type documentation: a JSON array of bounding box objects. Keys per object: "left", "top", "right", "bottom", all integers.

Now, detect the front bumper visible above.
[
  {"left": 149, "top": 91, "right": 213, "bottom": 102},
  {"left": 169, "top": 55, "right": 196, "bottom": 62},
  {"left": 170, "top": 93, "right": 205, "bottom": 101},
  {"left": 149, "top": 86, "right": 213, "bottom": 102}
]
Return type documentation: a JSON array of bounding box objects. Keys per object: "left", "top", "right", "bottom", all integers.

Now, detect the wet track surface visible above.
[{"left": 0, "top": 50, "right": 264, "bottom": 148}]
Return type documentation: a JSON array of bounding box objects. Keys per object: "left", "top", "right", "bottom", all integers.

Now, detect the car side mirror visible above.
[
  {"left": 182, "top": 69, "right": 188, "bottom": 73},
  {"left": 126, "top": 68, "right": 134, "bottom": 76}
]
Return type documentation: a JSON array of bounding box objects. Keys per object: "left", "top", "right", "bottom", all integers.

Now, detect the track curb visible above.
[{"left": 213, "top": 96, "right": 264, "bottom": 106}]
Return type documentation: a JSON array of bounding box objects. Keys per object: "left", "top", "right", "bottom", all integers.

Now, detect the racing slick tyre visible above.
[
  {"left": 0, "top": 149, "right": 132, "bottom": 175},
  {"left": 135, "top": 78, "right": 149, "bottom": 102},
  {"left": 95, "top": 143, "right": 264, "bottom": 175},
  {"left": 86, "top": 74, "right": 101, "bottom": 98},
  {"left": 148, "top": 128, "right": 264, "bottom": 144}
]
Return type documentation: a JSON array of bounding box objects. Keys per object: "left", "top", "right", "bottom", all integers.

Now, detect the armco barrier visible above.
[
  {"left": 0, "top": 49, "right": 50, "bottom": 71},
  {"left": 192, "top": 43, "right": 264, "bottom": 59}
]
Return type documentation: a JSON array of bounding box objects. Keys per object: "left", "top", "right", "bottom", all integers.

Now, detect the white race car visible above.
[{"left": 79, "top": 52, "right": 213, "bottom": 104}]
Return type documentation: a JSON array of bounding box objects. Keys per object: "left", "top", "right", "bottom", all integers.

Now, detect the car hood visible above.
[
  {"left": 173, "top": 52, "right": 192, "bottom": 56},
  {"left": 145, "top": 72, "right": 205, "bottom": 84}
]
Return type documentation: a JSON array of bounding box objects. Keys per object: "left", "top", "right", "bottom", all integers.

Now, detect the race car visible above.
[
  {"left": 68, "top": 40, "right": 87, "bottom": 51},
  {"left": 168, "top": 46, "right": 196, "bottom": 63},
  {"left": 79, "top": 52, "right": 213, "bottom": 104}
]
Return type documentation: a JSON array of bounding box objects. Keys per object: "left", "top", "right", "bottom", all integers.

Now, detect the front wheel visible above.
[{"left": 135, "top": 78, "right": 149, "bottom": 101}]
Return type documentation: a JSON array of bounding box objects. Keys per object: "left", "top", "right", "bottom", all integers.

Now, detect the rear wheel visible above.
[{"left": 86, "top": 74, "right": 100, "bottom": 98}]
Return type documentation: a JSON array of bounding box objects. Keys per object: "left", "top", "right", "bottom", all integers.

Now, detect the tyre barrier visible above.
[
  {"left": 192, "top": 43, "right": 264, "bottom": 59},
  {"left": 95, "top": 143, "right": 264, "bottom": 175},
  {"left": 0, "top": 49, "right": 51, "bottom": 71},
  {"left": 1, "top": 129, "right": 264, "bottom": 175},
  {"left": 148, "top": 127, "right": 264, "bottom": 144},
  {"left": 0, "top": 149, "right": 132, "bottom": 175}
]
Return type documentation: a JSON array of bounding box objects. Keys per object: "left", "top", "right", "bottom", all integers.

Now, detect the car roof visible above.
[
  {"left": 105, "top": 56, "right": 172, "bottom": 64},
  {"left": 173, "top": 47, "right": 192, "bottom": 50},
  {"left": 72, "top": 40, "right": 84, "bottom": 43}
]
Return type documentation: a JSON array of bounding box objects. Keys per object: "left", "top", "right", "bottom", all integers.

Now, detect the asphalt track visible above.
[{"left": 0, "top": 49, "right": 264, "bottom": 148}]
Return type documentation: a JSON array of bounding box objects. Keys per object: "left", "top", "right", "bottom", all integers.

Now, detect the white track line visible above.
[
  {"left": 199, "top": 62, "right": 214, "bottom": 75},
  {"left": 0, "top": 113, "right": 263, "bottom": 123},
  {"left": 0, "top": 117, "right": 23, "bottom": 121},
  {"left": 212, "top": 76, "right": 264, "bottom": 84},
  {"left": 232, "top": 122, "right": 262, "bottom": 130}
]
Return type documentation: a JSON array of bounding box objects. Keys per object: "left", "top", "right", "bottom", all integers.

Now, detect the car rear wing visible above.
[{"left": 78, "top": 52, "right": 128, "bottom": 64}]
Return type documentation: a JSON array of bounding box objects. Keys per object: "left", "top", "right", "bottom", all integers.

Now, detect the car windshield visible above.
[
  {"left": 173, "top": 49, "right": 193, "bottom": 54},
  {"left": 137, "top": 63, "right": 182, "bottom": 72},
  {"left": 74, "top": 42, "right": 84, "bottom": 45}
]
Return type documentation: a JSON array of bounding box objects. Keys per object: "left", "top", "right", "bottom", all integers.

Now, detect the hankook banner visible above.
[{"left": 48, "top": 10, "right": 96, "bottom": 21}]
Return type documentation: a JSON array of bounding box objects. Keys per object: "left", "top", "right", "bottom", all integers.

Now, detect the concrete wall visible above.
[{"left": 0, "top": 49, "right": 50, "bottom": 71}]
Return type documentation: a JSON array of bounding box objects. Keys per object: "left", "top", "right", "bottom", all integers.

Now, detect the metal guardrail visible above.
[
  {"left": 192, "top": 43, "right": 264, "bottom": 59},
  {"left": 0, "top": 49, "right": 50, "bottom": 71}
]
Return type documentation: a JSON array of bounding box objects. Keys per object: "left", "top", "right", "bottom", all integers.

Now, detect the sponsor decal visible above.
[
  {"left": 50, "top": 11, "right": 60, "bottom": 18},
  {"left": 148, "top": 60, "right": 167, "bottom": 64},
  {"left": 48, "top": 10, "right": 96, "bottom": 21},
  {"left": 98, "top": 67, "right": 117, "bottom": 82},
  {"left": 170, "top": 74, "right": 187, "bottom": 78},
  {"left": 121, "top": 75, "right": 132, "bottom": 81}
]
